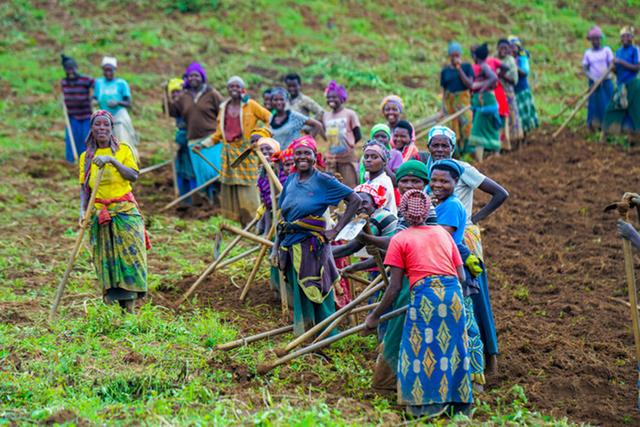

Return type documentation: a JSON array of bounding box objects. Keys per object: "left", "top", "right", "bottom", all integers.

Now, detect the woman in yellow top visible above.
[
  {"left": 197, "top": 76, "right": 271, "bottom": 224},
  {"left": 79, "top": 110, "right": 149, "bottom": 313}
]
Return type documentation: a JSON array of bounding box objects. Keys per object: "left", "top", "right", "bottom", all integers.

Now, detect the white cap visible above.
[{"left": 101, "top": 56, "right": 117, "bottom": 68}]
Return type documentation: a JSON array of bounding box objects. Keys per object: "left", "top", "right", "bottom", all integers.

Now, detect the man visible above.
[
  {"left": 60, "top": 54, "right": 94, "bottom": 163},
  {"left": 284, "top": 73, "right": 324, "bottom": 135}
]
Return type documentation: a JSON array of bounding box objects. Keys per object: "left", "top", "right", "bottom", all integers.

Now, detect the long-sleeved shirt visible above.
[{"left": 169, "top": 85, "right": 223, "bottom": 140}]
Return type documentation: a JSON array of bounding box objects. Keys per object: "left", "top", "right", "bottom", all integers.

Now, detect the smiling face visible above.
[
  {"left": 228, "top": 82, "right": 243, "bottom": 99},
  {"left": 102, "top": 65, "right": 115, "bottom": 80},
  {"left": 363, "top": 149, "right": 384, "bottom": 174},
  {"left": 398, "top": 176, "right": 425, "bottom": 195},
  {"left": 383, "top": 103, "right": 401, "bottom": 126},
  {"left": 373, "top": 130, "right": 390, "bottom": 146},
  {"left": 283, "top": 158, "right": 295, "bottom": 175},
  {"left": 429, "top": 169, "right": 457, "bottom": 201},
  {"left": 428, "top": 135, "right": 453, "bottom": 160},
  {"left": 293, "top": 146, "right": 315, "bottom": 172},
  {"left": 92, "top": 116, "right": 112, "bottom": 146},
  {"left": 393, "top": 127, "right": 411, "bottom": 150},
  {"left": 259, "top": 144, "right": 275, "bottom": 159},
  {"left": 498, "top": 42, "right": 510, "bottom": 58},
  {"left": 263, "top": 93, "right": 272, "bottom": 110},
  {"left": 188, "top": 71, "right": 203, "bottom": 90},
  {"left": 271, "top": 92, "right": 287, "bottom": 113},
  {"left": 356, "top": 193, "right": 376, "bottom": 215},
  {"left": 326, "top": 91, "right": 342, "bottom": 111}
]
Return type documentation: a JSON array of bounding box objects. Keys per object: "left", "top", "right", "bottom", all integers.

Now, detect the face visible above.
[
  {"left": 92, "top": 116, "right": 112, "bottom": 144},
  {"left": 383, "top": 103, "right": 401, "bottom": 125},
  {"left": 429, "top": 169, "right": 456, "bottom": 201},
  {"left": 102, "top": 65, "right": 115, "bottom": 80},
  {"left": 64, "top": 66, "right": 77, "bottom": 79},
  {"left": 285, "top": 79, "right": 300, "bottom": 98},
  {"left": 272, "top": 93, "right": 287, "bottom": 113},
  {"left": 326, "top": 91, "right": 342, "bottom": 110},
  {"left": 373, "top": 131, "right": 390, "bottom": 146},
  {"left": 228, "top": 82, "right": 243, "bottom": 99},
  {"left": 498, "top": 43, "right": 510, "bottom": 57},
  {"left": 622, "top": 33, "right": 633, "bottom": 47},
  {"left": 393, "top": 127, "right": 411, "bottom": 150},
  {"left": 356, "top": 193, "right": 376, "bottom": 215},
  {"left": 188, "top": 71, "right": 203, "bottom": 89},
  {"left": 293, "top": 146, "right": 315, "bottom": 172},
  {"left": 398, "top": 176, "right": 425, "bottom": 195},
  {"left": 259, "top": 144, "right": 275, "bottom": 159},
  {"left": 589, "top": 36, "right": 601, "bottom": 49},
  {"left": 428, "top": 135, "right": 453, "bottom": 160},
  {"left": 263, "top": 93, "right": 272, "bottom": 110},
  {"left": 283, "top": 159, "right": 295, "bottom": 175},
  {"left": 449, "top": 51, "right": 461, "bottom": 65},
  {"left": 363, "top": 150, "right": 384, "bottom": 173}
]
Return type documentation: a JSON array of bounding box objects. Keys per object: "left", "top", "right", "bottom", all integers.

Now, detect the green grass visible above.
[{"left": 0, "top": 0, "right": 632, "bottom": 424}]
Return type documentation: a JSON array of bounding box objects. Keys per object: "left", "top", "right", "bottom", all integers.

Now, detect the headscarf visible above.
[
  {"left": 395, "top": 160, "right": 429, "bottom": 183},
  {"left": 380, "top": 95, "right": 404, "bottom": 113},
  {"left": 427, "top": 125, "right": 457, "bottom": 153},
  {"left": 251, "top": 127, "right": 272, "bottom": 139},
  {"left": 354, "top": 183, "right": 388, "bottom": 209},
  {"left": 363, "top": 140, "right": 389, "bottom": 163},
  {"left": 474, "top": 43, "right": 489, "bottom": 61},
  {"left": 430, "top": 159, "right": 465, "bottom": 180},
  {"left": 167, "top": 78, "right": 184, "bottom": 93},
  {"left": 82, "top": 110, "right": 120, "bottom": 196},
  {"left": 369, "top": 123, "right": 392, "bottom": 141},
  {"left": 399, "top": 189, "right": 432, "bottom": 227},
  {"left": 101, "top": 56, "right": 117, "bottom": 69},
  {"left": 621, "top": 26, "right": 635, "bottom": 36},
  {"left": 227, "top": 75, "right": 246, "bottom": 88},
  {"left": 273, "top": 147, "right": 294, "bottom": 164},
  {"left": 60, "top": 54, "right": 77, "bottom": 70},
  {"left": 270, "top": 86, "right": 289, "bottom": 101},
  {"left": 325, "top": 80, "right": 348, "bottom": 103},
  {"left": 587, "top": 26, "right": 603, "bottom": 39},
  {"left": 448, "top": 42, "right": 462, "bottom": 56},
  {"left": 183, "top": 62, "right": 207, "bottom": 88},
  {"left": 258, "top": 137, "right": 280, "bottom": 152},
  {"left": 508, "top": 35, "right": 522, "bottom": 48},
  {"left": 291, "top": 135, "right": 326, "bottom": 169}
]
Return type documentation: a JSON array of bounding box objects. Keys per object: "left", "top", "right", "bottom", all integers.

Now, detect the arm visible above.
[
  {"left": 117, "top": 96, "right": 131, "bottom": 109},
  {"left": 357, "top": 233, "right": 392, "bottom": 250},
  {"left": 79, "top": 188, "right": 89, "bottom": 216},
  {"left": 332, "top": 239, "right": 365, "bottom": 258},
  {"left": 456, "top": 64, "right": 474, "bottom": 89},
  {"left": 365, "top": 266, "right": 404, "bottom": 328},
  {"left": 456, "top": 264, "right": 466, "bottom": 283},
  {"left": 342, "top": 257, "right": 378, "bottom": 274},
  {"left": 471, "top": 177, "right": 509, "bottom": 224},
  {"left": 615, "top": 58, "right": 640, "bottom": 72},
  {"left": 326, "top": 192, "right": 361, "bottom": 241},
  {"left": 477, "top": 63, "right": 498, "bottom": 92},
  {"left": 305, "top": 117, "right": 326, "bottom": 139}
]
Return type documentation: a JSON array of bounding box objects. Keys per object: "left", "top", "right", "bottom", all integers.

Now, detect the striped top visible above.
[{"left": 61, "top": 75, "right": 94, "bottom": 120}]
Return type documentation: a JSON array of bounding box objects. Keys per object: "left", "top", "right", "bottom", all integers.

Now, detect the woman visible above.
[
  {"left": 198, "top": 76, "right": 271, "bottom": 224},
  {"left": 510, "top": 36, "right": 539, "bottom": 135},
  {"left": 273, "top": 136, "right": 361, "bottom": 335},
  {"left": 322, "top": 80, "right": 362, "bottom": 188},
  {"left": 60, "top": 54, "right": 93, "bottom": 163},
  {"left": 392, "top": 120, "right": 420, "bottom": 163},
  {"left": 165, "top": 78, "right": 194, "bottom": 201},
  {"left": 365, "top": 190, "right": 472, "bottom": 417},
  {"left": 357, "top": 124, "right": 403, "bottom": 184},
  {"left": 269, "top": 87, "right": 324, "bottom": 149},
  {"left": 256, "top": 136, "right": 287, "bottom": 235},
  {"left": 582, "top": 26, "right": 614, "bottom": 131},
  {"left": 426, "top": 125, "right": 509, "bottom": 373},
  {"left": 469, "top": 43, "right": 501, "bottom": 161},
  {"left": 430, "top": 159, "right": 485, "bottom": 389},
  {"left": 362, "top": 141, "right": 397, "bottom": 215},
  {"left": 380, "top": 95, "right": 404, "bottom": 138},
  {"left": 497, "top": 39, "right": 522, "bottom": 148},
  {"left": 603, "top": 26, "right": 640, "bottom": 138},
  {"left": 262, "top": 88, "right": 273, "bottom": 112},
  {"left": 440, "top": 42, "right": 474, "bottom": 154},
  {"left": 94, "top": 56, "right": 139, "bottom": 151},
  {"left": 79, "top": 110, "right": 149, "bottom": 313}
]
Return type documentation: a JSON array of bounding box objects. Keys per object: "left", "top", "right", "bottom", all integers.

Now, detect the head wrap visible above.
[
  {"left": 82, "top": 110, "right": 120, "bottom": 196},
  {"left": 508, "top": 35, "right": 522, "bottom": 47},
  {"left": 448, "top": 42, "right": 462, "bottom": 56},
  {"left": 227, "top": 75, "right": 246, "bottom": 88},
  {"left": 167, "top": 78, "right": 184, "bottom": 93},
  {"left": 354, "top": 183, "right": 388, "bottom": 209},
  {"left": 251, "top": 127, "right": 272, "bottom": 139},
  {"left": 474, "top": 43, "right": 489, "bottom": 61},
  {"left": 587, "top": 26, "right": 603, "bottom": 39},
  {"left": 363, "top": 140, "right": 389, "bottom": 163},
  {"left": 101, "top": 56, "right": 117, "bottom": 69},
  {"left": 325, "top": 80, "right": 348, "bottom": 103},
  {"left": 427, "top": 125, "right": 457, "bottom": 154},
  {"left": 399, "top": 189, "right": 432, "bottom": 227},
  {"left": 258, "top": 137, "right": 280, "bottom": 152},
  {"left": 621, "top": 26, "right": 635, "bottom": 36},
  {"left": 270, "top": 86, "right": 289, "bottom": 101},
  {"left": 183, "top": 62, "right": 207, "bottom": 88},
  {"left": 274, "top": 147, "right": 294, "bottom": 164},
  {"left": 291, "top": 135, "right": 326, "bottom": 169},
  {"left": 395, "top": 160, "right": 429, "bottom": 183},
  {"left": 61, "top": 54, "right": 77, "bottom": 70},
  {"left": 430, "top": 159, "right": 464, "bottom": 180},
  {"left": 370, "top": 123, "right": 392, "bottom": 141},
  {"left": 380, "top": 95, "right": 404, "bottom": 113}
]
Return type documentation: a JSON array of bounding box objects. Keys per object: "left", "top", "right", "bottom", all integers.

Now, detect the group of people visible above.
[{"left": 583, "top": 26, "right": 640, "bottom": 139}]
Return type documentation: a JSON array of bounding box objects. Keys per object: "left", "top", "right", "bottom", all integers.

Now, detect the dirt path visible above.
[{"left": 479, "top": 132, "right": 640, "bottom": 426}]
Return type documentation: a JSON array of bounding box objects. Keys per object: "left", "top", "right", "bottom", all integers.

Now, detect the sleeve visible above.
[
  {"left": 293, "top": 111, "right": 309, "bottom": 129},
  {"left": 460, "top": 163, "right": 485, "bottom": 190},
  {"left": 209, "top": 107, "right": 224, "bottom": 145},
  {"left": 252, "top": 99, "right": 272, "bottom": 125},
  {"left": 582, "top": 50, "right": 590, "bottom": 68},
  {"left": 278, "top": 175, "right": 291, "bottom": 210},
  {"left": 120, "top": 80, "right": 132, "bottom": 99},
  {"left": 520, "top": 56, "right": 530, "bottom": 75},
  {"left": 462, "top": 63, "right": 474, "bottom": 79},
  {"left": 121, "top": 145, "right": 139, "bottom": 171},
  {"left": 323, "top": 174, "right": 354, "bottom": 206},
  {"left": 78, "top": 153, "right": 86, "bottom": 184},
  {"left": 436, "top": 203, "right": 459, "bottom": 230},
  {"left": 383, "top": 235, "right": 406, "bottom": 269}
]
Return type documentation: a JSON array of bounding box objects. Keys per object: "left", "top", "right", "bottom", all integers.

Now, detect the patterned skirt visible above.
[
  {"left": 90, "top": 204, "right": 147, "bottom": 301},
  {"left": 397, "top": 275, "right": 472, "bottom": 407},
  {"left": 603, "top": 79, "right": 640, "bottom": 134},
  {"left": 443, "top": 91, "right": 473, "bottom": 154},
  {"left": 516, "top": 89, "right": 539, "bottom": 133},
  {"left": 469, "top": 92, "right": 502, "bottom": 152}
]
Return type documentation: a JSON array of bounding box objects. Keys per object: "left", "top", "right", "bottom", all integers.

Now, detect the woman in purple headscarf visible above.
[
  {"left": 322, "top": 80, "right": 362, "bottom": 188},
  {"left": 582, "top": 26, "right": 614, "bottom": 131}
]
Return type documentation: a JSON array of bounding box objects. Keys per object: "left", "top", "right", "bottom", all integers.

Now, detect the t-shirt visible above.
[
  {"left": 270, "top": 110, "right": 308, "bottom": 149},
  {"left": 366, "top": 172, "right": 397, "bottom": 215},
  {"left": 279, "top": 170, "right": 353, "bottom": 246},
  {"left": 322, "top": 108, "right": 361, "bottom": 160},
  {"left": 354, "top": 207, "right": 398, "bottom": 258},
  {"left": 434, "top": 195, "right": 467, "bottom": 245},
  {"left": 615, "top": 45, "right": 640, "bottom": 85},
  {"left": 61, "top": 75, "right": 94, "bottom": 120},
  {"left": 440, "top": 64, "right": 474, "bottom": 93},
  {"left": 79, "top": 145, "right": 138, "bottom": 203},
  {"left": 94, "top": 77, "right": 131, "bottom": 115},
  {"left": 384, "top": 225, "right": 463, "bottom": 287},
  {"left": 583, "top": 47, "right": 614, "bottom": 82},
  {"left": 453, "top": 159, "right": 486, "bottom": 225}
]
